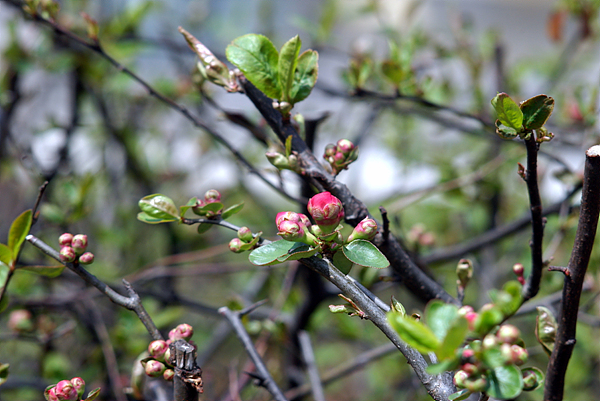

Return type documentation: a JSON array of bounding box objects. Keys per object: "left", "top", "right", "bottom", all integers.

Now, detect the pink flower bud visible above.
[
  {"left": 59, "top": 246, "right": 76, "bottom": 263},
  {"left": 169, "top": 323, "right": 193, "bottom": 341},
  {"left": 148, "top": 340, "right": 169, "bottom": 360},
  {"left": 163, "top": 369, "right": 175, "bottom": 381},
  {"left": 511, "top": 344, "right": 528, "bottom": 365},
  {"left": 58, "top": 233, "right": 73, "bottom": 247},
  {"left": 277, "top": 220, "right": 306, "bottom": 241},
  {"left": 8, "top": 309, "right": 33, "bottom": 332},
  {"left": 79, "top": 252, "right": 95, "bottom": 265},
  {"left": 70, "top": 377, "right": 85, "bottom": 398},
  {"left": 336, "top": 139, "right": 355, "bottom": 155},
  {"left": 464, "top": 311, "right": 478, "bottom": 331},
  {"left": 276, "top": 211, "right": 300, "bottom": 226},
  {"left": 333, "top": 152, "right": 345, "bottom": 164},
  {"left": 237, "top": 226, "right": 253, "bottom": 243},
  {"left": 204, "top": 189, "right": 221, "bottom": 203},
  {"left": 229, "top": 238, "right": 244, "bottom": 253},
  {"left": 347, "top": 217, "right": 378, "bottom": 242},
  {"left": 307, "top": 192, "right": 344, "bottom": 233},
  {"left": 323, "top": 143, "right": 336, "bottom": 158},
  {"left": 461, "top": 348, "right": 475, "bottom": 360},
  {"left": 144, "top": 360, "right": 166, "bottom": 377},
  {"left": 457, "top": 305, "right": 474, "bottom": 317},
  {"left": 512, "top": 263, "right": 524, "bottom": 276},
  {"left": 496, "top": 324, "right": 520, "bottom": 344},
  {"left": 54, "top": 380, "right": 78, "bottom": 401},
  {"left": 462, "top": 363, "right": 479, "bottom": 376},
  {"left": 453, "top": 370, "right": 469, "bottom": 388},
  {"left": 46, "top": 387, "right": 60, "bottom": 401},
  {"left": 71, "top": 234, "right": 88, "bottom": 256}
]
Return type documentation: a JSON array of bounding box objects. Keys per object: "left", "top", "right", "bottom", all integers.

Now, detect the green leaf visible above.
[
  {"left": 448, "top": 389, "right": 471, "bottom": 401},
  {"left": 342, "top": 239, "right": 389, "bottom": 269},
  {"left": 487, "top": 364, "right": 523, "bottom": 400},
  {"left": 536, "top": 306, "right": 557, "bottom": 355},
  {"left": 388, "top": 313, "right": 441, "bottom": 354},
  {"left": 136, "top": 212, "right": 178, "bottom": 224},
  {"left": 278, "top": 35, "right": 302, "bottom": 102},
  {"left": 332, "top": 249, "right": 353, "bottom": 274},
  {"left": 426, "top": 300, "right": 458, "bottom": 341},
  {"left": 197, "top": 223, "right": 213, "bottom": 234},
  {"left": 83, "top": 387, "right": 101, "bottom": 401},
  {"left": 138, "top": 194, "right": 180, "bottom": 221},
  {"left": 0, "top": 363, "right": 9, "bottom": 386},
  {"left": 226, "top": 34, "right": 280, "bottom": 99},
  {"left": 249, "top": 240, "right": 297, "bottom": 265},
  {"left": 0, "top": 263, "right": 9, "bottom": 298},
  {"left": 474, "top": 305, "right": 504, "bottom": 335},
  {"left": 18, "top": 265, "right": 66, "bottom": 278},
  {"left": 285, "top": 135, "right": 293, "bottom": 158},
  {"left": 0, "top": 294, "right": 8, "bottom": 313},
  {"left": 481, "top": 346, "right": 505, "bottom": 369},
  {"left": 427, "top": 357, "right": 460, "bottom": 375},
  {"left": 239, "top": 232, "right": 262, "bottom": 251},
  {"left": 290, "top": 50, "right": 318, "bottom": 104},
  {"left": 8, "top": 210, "right": 32, "bottom": 256},
  {"left": 520, "top": 94, "right": 554, "bottom": 130},
  {"left": 437, "top": 317, "right": 468, "bottom": 361},
  {"left": 276, "top": 242, "right": 318, "bottom": 262},
  {"left": 221, "top": 202, "right": 244, "bottom": 220},
  {"left": 491, "top": 93, "right": 523, "bottom": 131},
  {"left": 494, "top": 120, "right": 519, "bottom": 139},
  {"left": 0, "top": 244, "right": 12, "bottom": 267},
  {"left": 381, "top": 60, "right": 403, "bottom": 85},
  {"left": 179, "top": 197, "right": 198, "bottom": 217}
]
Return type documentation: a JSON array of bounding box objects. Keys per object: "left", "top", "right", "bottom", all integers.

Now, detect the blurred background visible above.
[{"left": 1, "top": 0, "right": 599, "bottom": 400}]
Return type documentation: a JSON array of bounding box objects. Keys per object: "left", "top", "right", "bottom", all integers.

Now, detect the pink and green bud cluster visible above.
[
  {"left": 266, "top": 150, "right": 301, "bottom": 173},
  {"left": 229, "top": 226, "right": 260, "bottom": 253},
  {"left": 276, "top": 211, "right": 317, "bottom": 245},
  {"left": 169, "top": 323, "right": 194, "bottom": 341},
  {"left": 45, "top": 377, "right": 85, "bottom": 401},
  {"left": 307, "top": 192, "right": 344, "bottom": 234},
  {"left": 192, "top": 189, "right": 223, "bottom": 217},
  {"left": 347, "top": 217, "right": 378, "bottom": 242},
  {"left": 323, "top": 139, "right": 359, "bottom": 175},
  {"left": 58, "top": 233, "right": 94, "bottom": 266},
  {"left": 513, "top": 263, "right": 526, "bottom": 285}
]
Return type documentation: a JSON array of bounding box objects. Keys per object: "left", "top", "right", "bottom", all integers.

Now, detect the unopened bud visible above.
[
  {"left": 204, "top": 189, "right": 221, "bottom": 203},
  {"left": 329, "top": 305, "right": 350, "bottom": 313},
  {"left": 237, "top": 227, "right": 253, "bottom": 243},
  {"left": 347, "top": 217, "right": 378, "bottom": 242},
  {"left": 323, "top": 143, "right": 336, "bottom": 157},
  {"left": 70, "top": 377, "right": 85, "bottom": 399},
  {"left": 511, "top": 344, "right": 528, "bottom": 365},
  {"left": 457, "top": 305, "right": 474, "bottom": 317},
  {"left": 148, "top": 340, "right": 169, "bottom": 360},
  {"left": 79, "top": 252, "right": 94, "bottom": 265},
  {"left": 266, "top": 151, "right": 289, "bottom": 169},
  {"left": 464, "top": 311, "right": 478, "bottom": 331},
  {"left": 496, "top": 324, "right": 520, "bottom": 344},
  {"left": 456, "top": 259, "right": 473, "bottom": 288},
  {"left": 58, "top": 233, "right": 73, "bottom": 247},
  {"left": 513, "top": 263, "right": 524, "bottom": 276},
  {"left": 278, "top": 220, "right": 306, "bottom": 241},
  {"left": 169, "top": 323, "right": 193, "bottom": 341},
  {"left": 229, "top": 238, "right": 244, "bottom": 253},
  {"left": 53, "top": 379, "right": 77, "bottom": 401},
  {"left": 59, "top": 246, "right": 76, "bottom": 263},
  {"left": 336, "top": 139, "right": 355, "bottom": 155},
  {"left": 8, "top": 309, "right": 34, "bottom": 332},
  {"left": 453, "top": 370, "right": 469, "bottom": 388},
  {"left": 462, "top": 363, "right": 479, "bottom": 376},
  {"left": 144, "top": 360, "right": 166, "bottom": 377},
  {"left": 71, "top": 234, "right": 88, "bottom": 255},
  {"left": 522, "top": 369, "right": 539, "bottom": 390},
  {"left": 482, "top": 334, "right": 497, "bottom": 349},
  {"left": 307, "top": 192, "right": 345, "bottom": 233},
  {"left": 465, "top": 376, "right": 487, "bottom": 392},
  {"left": 163, "top": 369, "right": 175, "bottom": 381}
]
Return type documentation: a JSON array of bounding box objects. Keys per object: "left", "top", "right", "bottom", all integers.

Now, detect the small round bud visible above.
[
  {"left": 58, "top": 233, "right": 73, "bottom": 247},
  {"left": 237, "top": 227, "right": 253, "bottom": 243},
  {"left": 277, "top": 220, "right": 306, "bottom": 241},
  {"left": 456, "top": 259, "right": 473, "bottom": 288},
  {"left": 54, "top": 379, "right": 78, "bottom": 401},
  {"left": 483, "top": 334, "right": 497, "bottom": 349},
  {"left": 347, "top": 217, "right": 378, "bottom": 242},
  {"left": 70, "top": 377, "right": 85, "bottom": 398},
  {"left": 462, "top": 363, "right": 479, "bottom": 376},
  {"left": 453, "top": 370, "right": 469, "bottom": 388},
  {"left": 513, "top": 263, "right": 524, "bottom": 276},
  {"left": 496, "top": 324, "right": 520, "bottom": 344},
  {"left": 204, "top": 189, "right": 221, "bottom": 203},
  {"left": 79, "top": 252, "right": 95, "bottom": 265},
  {"left": 169, "top": 323, "right": 193, "bottom": 341},
  {"left": 163, "top": 347, "right": 172, "bottom": 367},
  {"left": 59, "top": 246, "right": 76, "bottom": 263},
  {"left": 522, "top": 370, "right": 539, "bottom": 390},
  {"left": 307, "top": 192, "right": 344, "bottom": 233},
  {"left": 229, "top": 238, "right": 244, "bottom": 253},
  {"left": 71, "top": 234, "right": 88, "bottom": 255},
  {"left": 144, "top": 360, "right": 166, "bottom": 377},
  {"left": 457, "top": 305, "right": 474, "bottom": 317},
  {"left": 464, "top": 311, "right": 478, "bottom": 331},
  {"left": 148, "top": 340, "right": 169, "bottom": 360},
  {"left": 8, "top": 309, "right": 34, "bottom": 332},
  {"left": 336, "top": 139, "right": 355, "bottom": 155},
  {"left": 47, "top": 387, "right": 60, "bottom": 401},
  {"left": 163, "top": 369, "right": 175, "bottom": 381},
  {"left": 323, "top": 143, "right": 337, "bottom": 158},
  {"left": 511, "top": 344, "right": 528, "bottom": 366}
]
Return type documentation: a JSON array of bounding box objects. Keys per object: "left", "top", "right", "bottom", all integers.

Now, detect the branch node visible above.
[{"left": 548, "top": 265, "right": 570, "bottom": 277}]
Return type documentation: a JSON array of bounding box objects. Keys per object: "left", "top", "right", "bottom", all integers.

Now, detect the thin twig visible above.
[
  {"left": 218, "top": 306, "right": 288, "bottom": 401},
  {"left": 298, "top": 330, "right": 326, "bottom": 401},
  {"left": 544, "top": 145, "right": 600, "bottom": 401}
]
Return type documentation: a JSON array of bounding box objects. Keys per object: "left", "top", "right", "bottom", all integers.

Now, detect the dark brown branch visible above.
[
  {"left": 522, "top": 136, "right": 545, "bottom": 301},
  {"left": 544, "top": 145, "right": 600, "bottom": 401}
]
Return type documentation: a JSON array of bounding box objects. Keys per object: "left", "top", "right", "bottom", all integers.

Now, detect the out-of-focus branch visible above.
[
  {"left": 544, "top": 145, "right": 600, "bottom": 401},
  {"left": 298, "top": 330, "right": 325, "bottom": 401},
  {"left": 25, "top": 235, "right": 163, "bottom": 341}
]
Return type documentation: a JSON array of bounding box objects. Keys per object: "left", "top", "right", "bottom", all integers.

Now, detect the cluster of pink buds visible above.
[
  {"left": 58, "top": 233, "right": 94, "bottom": 265},
  {"left": 44, "top": 377, "right": 87, "bottom": 401},
  {"left": 229, "top": 226, "right": 260, "bottom": 253},
  {"left": 142, "top": 323, "right": 195, "bottom": 382},
  {"left": 323, "top": 139, "right": 359, "bottom": 176},
  {"left": 276, "top": 211, "right": 317, "bottom": 246},
  {"left": 513, "top": 263, "right": 525, "bottom": 285},
  {"left": 192, "top": 189, "right": 223, "bottom": 217}
]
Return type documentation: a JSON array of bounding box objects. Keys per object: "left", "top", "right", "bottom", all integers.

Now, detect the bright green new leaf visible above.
[
  {"left": 137, "top": 212, "right": 178, "bottom": 224},
  {"left": 342, "top": 239, "right": 389, "bottom": 268},
  {"left": 390, "top": 296, "right": 406, "bottom": 316},
  {"left": 482, "top": 346, "right": 505, "bottom": 369},
  {"left": 0, "top": 363, "right": 9, "bottom": 386},
  {"left": 474, "top": 305, "right": 504, "bottom": 335},
  {"left": 332, "top": 249, "right": 353, "bottom": 274},
  {"left": 179, "top": 197, "right": 198, "bottom": 217},
  {"left": 495, "top": 120, "right": 519, "bottom": 139},
  {"left": 290, "top": 50, "right": 318, "bottom": 104},
  {"left": 19, "top": 264, "right": 66, "bottom": 278},
  {"left": 249, "top": 240, "right": 297, "bottom": 265},
  {"left": 536, "top": 306, "right": 557, "bottom": 355},
  {"left": 491, "top": 93, "right": 523, "bottom": 131},
  {"left": 487, "top": 365, "right": 523, "bottom": 400},
  {"left": 226, "top": 34, "right": 280, "bottom": 99},
  {"left": 8, "top": 209, "right": 32, "bottom": 256},
  {"left": 388, "top": 313, "right": 441, "bottom": 354},
  {"left": 221, "top": 202, "right": 244, "bottom": 220},
  {"left": 279, "top": 35, "right": 302, "bottom": 102},
  {"left": 520, "top": 94, "right": 554, "bottom": 130},
  {"left": 448, "top": 389, "right": 471, "bottom": 401},
  {"left": 426, "top": 300, "right": 458, "bottom": 341},
  {"left": 0, "top": 244, "right": 12, "bottom": 267},
  {"left": 83, "top": 387, "right": 101, "bottom": 401},
  {"left": 138, "top": 194, "right": 180, "bottom": 221},
  {"left": 437, "top": 317, "right": 468, "bottom": 360}
]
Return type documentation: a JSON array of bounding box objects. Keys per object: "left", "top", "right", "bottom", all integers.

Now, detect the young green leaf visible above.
[
  {"left": 535, "top": 306, "right": 557, "bottom": 355},
  {"left": 137, "top": 212, "right": 178, "bottom": 224},
  {"left": 226, "top": 34, "right": 280, "bottom": 99},
  {"left": 381, "top": 60, "right": 403, "bottom": 86},
  {"left": 8, "top": 209, "right": 32, "bottom": 256},
  {"left": 426, "top": 300, "right": 459, "bottom": 341},
  {"left": 18, "top": 265, "right": 66, "bottom": 278},
  {"left": 278, "top": 35, "right": 302, "bottom": 102},
  {"left": 222, "top": 202, "right": 244, "bottom": 220},
  {"left": 290, "top": 50, "right": 318, "bottom": 104},
  {"left": 388, "top": 313, "right": 441, "bottom": 354},
  {"left": 448, "top": 389, "right": 471, "bottom": 401},
  {"left": 520, "top": 94, "right": 554, "bottom": 130},
  {"left": 437, "top": 317, "right": 468, "bottom": 361},
  {"left": 197, "top": 223, "right": 213, "bottom": 234},
  {"left": 0, "top": 244, "right": 12, "bottom": 267},
  {"left": 83, "top": 388, "right": 101, "bottom": 401},
  {"left": 342, "top": 239, "right": 389, "bottom": 269},
  {"left": 138, "top": 194, "right": 180, "bottom": 221},
  {"left": 179, "top": 197, "right": 198, "bottom": 217},
  {"left": 248, "top": 240, "right": 297, "bottom": 265},
  {"left": 491, "top": 93, "right": 523, "bottom": 131},
  {"left": 487, "top": 365, "right": 523, "bottom": 400},
  {"left": 0, "top": 363, "right": 9, "bottom": 386}
]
